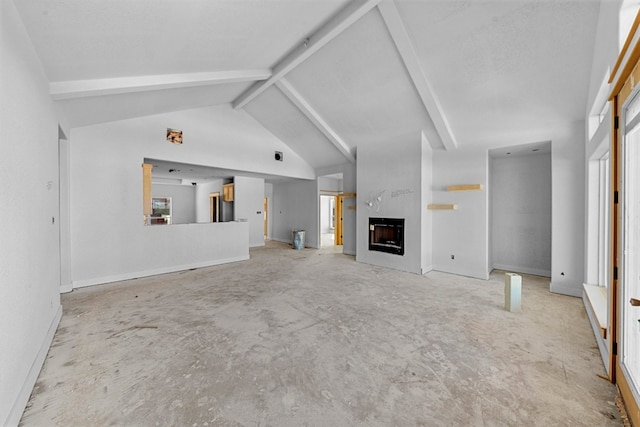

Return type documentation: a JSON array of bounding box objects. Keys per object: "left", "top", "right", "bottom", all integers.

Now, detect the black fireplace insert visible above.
[{"left": 369, "top": 217, "right": 405, "bottom": 256}]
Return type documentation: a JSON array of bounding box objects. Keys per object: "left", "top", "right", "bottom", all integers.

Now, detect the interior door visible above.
[{"left": 621, "top": 96, "right": 640, "bottom": 408}]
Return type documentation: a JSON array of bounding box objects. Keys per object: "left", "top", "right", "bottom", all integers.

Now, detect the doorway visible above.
[
  {"left": 264, "top": 197, "right": 268, "bottom": 240},
  {"left": 209, "top": 192, "right": 220, "bottom": 222},
  {"left": 320, "top": 194, "right": 337, "bottom": 247},
  {"left": 489, "top": 145, "right": 552, "bottom": 277}
]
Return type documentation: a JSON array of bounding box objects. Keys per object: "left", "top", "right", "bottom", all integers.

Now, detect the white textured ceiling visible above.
[
  {"left": 285, "top": 7, "right": 444, "bottom": 150},
  {"left": 244, "top": 86, "right": 348, "bottom": 169},
  {"left": 15, "top": 0, "right": 349, "bottom": 81},
  {"left": 397, "top": 0, "right": 600, "bottom": 147},
  {"left": 14, "top": 0, "right": 601, "bottom": 174}
]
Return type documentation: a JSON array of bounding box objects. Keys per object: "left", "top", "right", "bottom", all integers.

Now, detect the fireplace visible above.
[{"left": 369, "top": 217, "right": 405, "bottom": 256}]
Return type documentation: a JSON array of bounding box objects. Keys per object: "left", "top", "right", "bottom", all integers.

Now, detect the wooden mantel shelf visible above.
[
  {"left": 427, "top": 204, "right": 458, "bottom": 210},
  {"left": 446, "top": 184, "right": 484, "bottom": 192}
]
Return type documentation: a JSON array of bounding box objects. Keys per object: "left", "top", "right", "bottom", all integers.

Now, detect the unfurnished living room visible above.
[{"left": 2, "top": 0, "right": 640, "bottom": 426}]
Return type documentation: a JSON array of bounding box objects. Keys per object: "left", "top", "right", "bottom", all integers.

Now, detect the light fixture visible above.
[{"left": 167, "top": 128, "right": 183, "bottom": 144}]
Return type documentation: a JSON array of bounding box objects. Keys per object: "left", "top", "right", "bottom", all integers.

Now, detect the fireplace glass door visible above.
[{"left": 369, "top": 217, "right": 404, "bottom": 255}]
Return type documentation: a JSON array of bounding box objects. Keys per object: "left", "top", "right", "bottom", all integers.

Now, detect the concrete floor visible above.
[
  {"left": 320, "top": 232, "right": 335, "bottom": 248},
  {"left": 21, "top": 241, "right": 622, "bottom": 426}
]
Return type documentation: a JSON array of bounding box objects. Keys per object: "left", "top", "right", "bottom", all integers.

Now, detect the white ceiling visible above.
[{"left": 15, "top": 0, "right": 601, "bottom": 176}]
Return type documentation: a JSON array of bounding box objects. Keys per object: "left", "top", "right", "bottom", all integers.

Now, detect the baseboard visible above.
[
  {"left": 550, "top": 281, "right": 582, "bottom": 297},
  {"left": 59, "top": 282, "right": 73, "bottom": 294},
  {"left": 343, "top": 249, "right": 356, "bottom": 256},
  {"left": 492, "top": 264, "right": 551, "bottom": 278},
  {"left": 249, "top": 242, "right": 266, "bottom": 248},
  {"left": 72, "top": 255, "right": 250, "bottom": 289},
  {"left": 5, "top": 305, "right": 62, "bottom": 427},
  {"left": 271, "top": 237, "right": 292, "bottom": 245},
  {"left": 431, "top": 266, "right": 489, "bottom": 281},
  {"left": 421, "top": 265, "right": 433, "bottom": 275}
]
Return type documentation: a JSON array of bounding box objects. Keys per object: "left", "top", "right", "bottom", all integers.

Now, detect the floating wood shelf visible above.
[
  {"left": 446, "top": 184, "right": 484, "bottom": 192},
  {"left": 427, "top": 204, "right": 458, "bottom": 210}
]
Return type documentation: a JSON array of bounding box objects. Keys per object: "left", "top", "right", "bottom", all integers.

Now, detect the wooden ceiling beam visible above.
[
  {"left": 276, "top": 78, "right": 356, "bottom": 163},
  {"left": 232, "top": 0, "right": 382, "bottom": 110},
  {"left": 378, "top": 0, "right": 458, "bottom": 151},
  {"left": 50, "top": 70, "right": 271, "bottom": 100}
]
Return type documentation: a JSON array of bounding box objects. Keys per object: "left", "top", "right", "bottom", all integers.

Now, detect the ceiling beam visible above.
[
  {"left": 378, "top": 0, "right": 458, "bottom": 151},
  {"left": 50, "top": 70, "right": 271, "bottom": 100},
  {"left": 276, "top": 79, "right": 356, "bottom": 163},
  {"left": 232, "top": 0, "right": 382, "bottom": 110}
]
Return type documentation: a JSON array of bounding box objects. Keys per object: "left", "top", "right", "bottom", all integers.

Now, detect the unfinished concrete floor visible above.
[{"left": 21, "top": 241, "right": 622, "bottom": 426}]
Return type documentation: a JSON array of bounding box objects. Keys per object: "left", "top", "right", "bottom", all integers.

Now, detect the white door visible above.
[{"left": 621, "top": 94, "right": 640, "bottom": 399}]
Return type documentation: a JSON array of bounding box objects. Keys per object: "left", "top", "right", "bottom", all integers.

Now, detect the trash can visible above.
[{"left": 292, "top": 229, "right": 305, "bottom": 250}]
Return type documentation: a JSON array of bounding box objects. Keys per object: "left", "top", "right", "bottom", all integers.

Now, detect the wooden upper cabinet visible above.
[{"left": 223, "top": 183, "right": 234, "bottom": 202}]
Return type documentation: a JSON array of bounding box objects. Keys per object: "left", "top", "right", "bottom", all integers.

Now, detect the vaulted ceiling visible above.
[{"left": 15, "top": 0, "right": 601, "bottom": 172}]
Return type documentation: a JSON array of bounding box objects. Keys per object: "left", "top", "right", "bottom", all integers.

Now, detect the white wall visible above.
[
  {"left": 584, "top": 0, "right": 621, "bottom": 286},
  {"left": 432, "top": 150, "right": 490, "bottom": 280},
  {"left": 152, "top": 183, "right": 196, "bottom": 224},
  {"left": 0, "top": 2, "right": 63, "bottom": 424},
  {"left": 421, "top": 133, "right": 433, "bottom": 273},
  {"left": 271, "top": 179, "right": 319, "bottom": 248},
  {"left": 234, "top": 176, "right": 266, "bottom": 247},
  {"left": 356, "top": 136, "right": 423, "bottom": 274},
  {"left": 491, "top": 153, "right": 552, "bottom": 277},
  {"left": 587, "top": 1, "right": 622, "bottom": 114},
  {"left": 68, "top": 105, "right": 300, "bottom": 287},
  {"left": 551, "top": 123, "right": 586, "bottom": 297},
  {"left": 318, "top": 176, "right": 342, "bottom": 192},
  {"left": 342, "top": 164, "right": 357, "bottom": 255}
]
